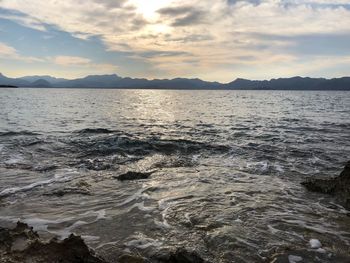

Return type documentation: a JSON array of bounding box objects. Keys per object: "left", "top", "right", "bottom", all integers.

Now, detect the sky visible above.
[{"left": 0, "top": 0, "right": 350, "bottom": 82}]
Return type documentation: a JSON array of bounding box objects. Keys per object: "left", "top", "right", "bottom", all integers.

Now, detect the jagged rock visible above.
[
  {"left": 114, "top": 171, "right": 155, "bottom": 181},
  {"left": 269, "top": 249, "right": 350, "bottom": 262},
  {"left": 0, "top": 222, "right": 106, "bottom": 263},
  {"left": 44, "top": 187, "right": 92, "bottom": 197},
  {"left": 302, "top": 161, "right": 350, "bottom": 209},
  {"left": 118, "top": 254, "right": 146, "bottom": 263},
  {"left": 83, "top": 159, "right": 112, "bottom": 171},
  {"left": 44, "top": 180, "right": 92, "bottom": 197},
  {"left": 151, "top": 247, "right": 207, "bottom": 263}
]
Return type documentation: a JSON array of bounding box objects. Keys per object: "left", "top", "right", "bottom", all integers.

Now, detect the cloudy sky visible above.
[{"left": 0, "top": 0, "right": 350, "bottom": 82}]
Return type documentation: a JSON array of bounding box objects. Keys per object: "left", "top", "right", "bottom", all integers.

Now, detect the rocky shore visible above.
[
  {"left": 0, "top": 222, "right": 210, "bottom": 263},
  {"left": 0, "top": 222, "right": 105, "bottom": 263},
  {"left": 302, "top": 161, "right": 350, "bottom": 210},
  {"left": 1, "top": 162, "right": 349, "bottom": 263}
]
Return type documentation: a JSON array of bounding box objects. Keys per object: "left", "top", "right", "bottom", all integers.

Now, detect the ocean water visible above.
[{"left": 0, "top": 88, "right": 349, "bottom": 262}]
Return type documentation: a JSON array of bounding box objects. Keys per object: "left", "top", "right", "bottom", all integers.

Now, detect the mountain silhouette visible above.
[{"left": 0, "top": 73, "right": 349, "bottom": 90}]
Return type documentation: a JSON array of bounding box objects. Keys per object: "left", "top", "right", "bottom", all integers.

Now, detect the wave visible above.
[
  {"left": 76, "top": 128, "right": 116, "bottom": 134},
  {"left": 0, "top": 172, "right": 75, "bottom": 197},
  {"left": 0, "top": 131, "right": 40, "bottom": 136},
  {"left": 74, "top": 136, "right": 231, "bottom": 157}
]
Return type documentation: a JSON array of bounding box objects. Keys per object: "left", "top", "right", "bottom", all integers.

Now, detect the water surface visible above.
[{"left": 0, "top": 88, "right": 349, "bottom": 262}]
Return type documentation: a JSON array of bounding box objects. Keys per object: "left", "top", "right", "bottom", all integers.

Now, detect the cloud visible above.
[
  {"left": 1, "top": 0, "right": 350, "bottom": 81},
  {"left": 51, "top": 55, "right": 118, "bottom": 74},
  {"left": 53, "top": 56, "right": 91, "bottom": 66},
  {"left": 0, "top": 41, "right": 42, "bottom": 62}
]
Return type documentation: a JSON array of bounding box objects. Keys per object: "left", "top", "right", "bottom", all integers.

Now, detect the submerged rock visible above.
[
  {"left": 82, "top": 158, "right": 113, "bottom": 171},
  {"left": 44, "top": 180, "right": 92, "bottom": 197},
  {"left": 0, "top": 222, "right": 106, "bottom": 263},
  {"left": 269, "top": 249, "right": 350, "bottom": 263},
  {"left": 151, "top": 247, "right": 208, "bottom": 263},
  {"left": 118, "top": 254, "right": 146, "bottom": 263},
  {"left": 114, "top": 171, "right": 155, "bottom": 181},
  {"left": 301, "top": 161, "right": 350, "bottom": 209}
]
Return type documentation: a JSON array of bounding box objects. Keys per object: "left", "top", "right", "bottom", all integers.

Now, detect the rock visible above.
[
  {"left": 114, "top": 171, "right": 155, "bottom": 181},
  {"left": 151, "top": 247, "right": 207, "bottom": 263},
  {"left": 44, "top": 180, "right": 92, "bottom": 197},
  {"left": 44, "top": 187, "right": 91, "bottom": 197},
  {"left": 301, "top": 161, "right": 350, "bottom": 209},
  {"left": 309, "top": 239, "right": 322, "bottom": 249},
  {"left": 288, "top": 255, "right": 303, "bottom": 263},
  {"left": 0, "top": 222, "right": 107, "bottom": 263},
  {"left": 270, "top": 249, "right": 350, "bottom": 263},
  {"left": 83, "top": 159, "right": 112, "bottom": 171},
  {"left": 118, "top": 254, "right": 146, "bottom": 263}
]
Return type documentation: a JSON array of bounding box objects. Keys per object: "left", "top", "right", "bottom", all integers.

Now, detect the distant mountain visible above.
[
  {"left": 19, "top": 75, "right": 68, "bottom": 84},
  {"left": 0, "top": 72, "right": 349, "bottom": 90},
  {"left": 0, "top": 73, "right": 30, "bottom": 86},
  {"left": 55, "top": 74, "right": 123, "bottom": 88},
  {"left": 31, "top": 79, "right": 52, "bottom": 88},
  {"left": 224, "top": 76, "right": 349, "bottom": 90}
]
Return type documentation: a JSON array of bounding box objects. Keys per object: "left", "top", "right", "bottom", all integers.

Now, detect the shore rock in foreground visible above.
[
  {"left": 115, "top": 171, "right": 155, "bottom": 181},
  {"left": 0, "top": 222, "right": 106, "bottom": 263},
  {"left": 302, "top": 161, "right": 350, "bottom": 209}
]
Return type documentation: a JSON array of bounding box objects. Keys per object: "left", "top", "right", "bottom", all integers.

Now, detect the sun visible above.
[{"left": 130, "top": 0, "right": 169, "bottom": 20}]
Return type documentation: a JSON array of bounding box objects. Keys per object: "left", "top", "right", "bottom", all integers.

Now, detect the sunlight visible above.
[{"left": 130, "top": 0, "right": 169, "bottom": 19}]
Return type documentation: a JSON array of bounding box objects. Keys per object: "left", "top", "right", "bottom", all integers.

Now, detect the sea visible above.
[{"left": 0, "top": 88, "right": 349, "bottom": 262}]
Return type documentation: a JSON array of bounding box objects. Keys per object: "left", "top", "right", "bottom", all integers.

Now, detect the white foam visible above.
[
  {"left": 125, "top": 236, "right": 163, "bottom": 250},
  {"left": 184, "top": 213, "right": 191, "bottom": 222},
  {"left": 81, "top": 235, "right": 100, "bottom": 242},
  {"left": 268, "top": 225, "right": 279, "bottom": 234},
  {"left": 0, "top": 169, "right": 79, "bottom": 197},
  {"left": 154, "top": 219, "right": 171, "bottom": 229},
  {"left": 80, "top": 209, "right": 107, "bottom": 221},
  {"left": 288, "top": 255, "right": 303, "bottom": 263},
  {"left": 23, "top": 217, "right": 73, "bottom": 232},
  {"left": 118, "top": 189, "right": 144, "bottom": 206},
  {"left": 260, "top": 161, "right": 268, "bottom": 172},
  {"left": 0, "top": 174, "right": 73, "bottom": 197},
  {"left": 275, "top": 164, "right": 284, "bottom": 172},
  {"left": 128, "top": 202, "right": 154, "bottom": 212},
  {"left": 309, "top": 239, "right": 322, "bottom": 249},
  {"left": 5, "top": 154, "right": 24, "bottom": 165},
  {"left": 316, "top": 248, "right": 326, "bottom": 254}
]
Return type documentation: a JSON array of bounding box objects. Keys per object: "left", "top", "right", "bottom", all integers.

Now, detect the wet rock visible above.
[
  {"left": 33, "top": 164, "right": 58, "bottom": 172},
  {"left": 78, "top": 128, "right": 113, "bottom": 134},
  {"left": 118, "top": 254, "right": 146, "bottom": 263},
  {"left": 301, "top": 161, "right": 350, "bottom": 209},
  {"left": 0, "top": 222, "right": 106, "bottom": 263},
  {"left": 269, "top": 249, "right": 350, "bottom": 263},
  {"left": 44, "top": 180, "right": 92, "bottom": 197},
  {"left": 45, "top": 187, "right": 92, "bottom": 197},
  {"left": 83, "top": 158, "right": 112, "bottom": 171},
  {"left": 151, "top": 247, "right": 207, "bottom": 263},
  {"left": 114, "top": 171, "right": 155, "bottom": 181}
]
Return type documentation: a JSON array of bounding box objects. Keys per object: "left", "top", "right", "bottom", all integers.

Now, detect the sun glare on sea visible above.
[{"left": 130, "top": 0, "right": 169, "bottom": 19}]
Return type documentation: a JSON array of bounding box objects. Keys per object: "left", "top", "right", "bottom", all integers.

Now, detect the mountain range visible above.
[{"left": 0, "top": 72, "right": 349, "bottom": 90}]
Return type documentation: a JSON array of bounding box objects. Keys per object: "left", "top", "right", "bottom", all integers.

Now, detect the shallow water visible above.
[{"left": 0, "top": 88, "right": 349, "bottom": 262}]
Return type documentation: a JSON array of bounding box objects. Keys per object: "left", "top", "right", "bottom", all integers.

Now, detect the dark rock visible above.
[
  {"left": 0, "top": 222, "right": 107, "bottom": 263},
  {"left": 302, "top": 161, "right": 350, "bottom": 209},
  {"left": 151, "top": 247, "right": 207, "bottom": 263},
  {"left": 82, "top": 159, "right": 112, "bottom": 171},
  {"left": 114, "top": 171, "right": 155, "bottom": 181},
  {"left": 118, "top": 254, "right": 146, "bottom": 263},
  {"left": 44, "top": 180, "right": 92, "bottom": 197},
  {"left": 269, "top": 249, "right": 350, "bottom": 262},
  {"left": 44, "top": 180, "right": 91, "bottom": 197},
  {"left": 78, "top": 128, "right": 113, "bottom": 134},
  {"left": 44, "top": 187, "right": 91, "bottom": 197}
]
